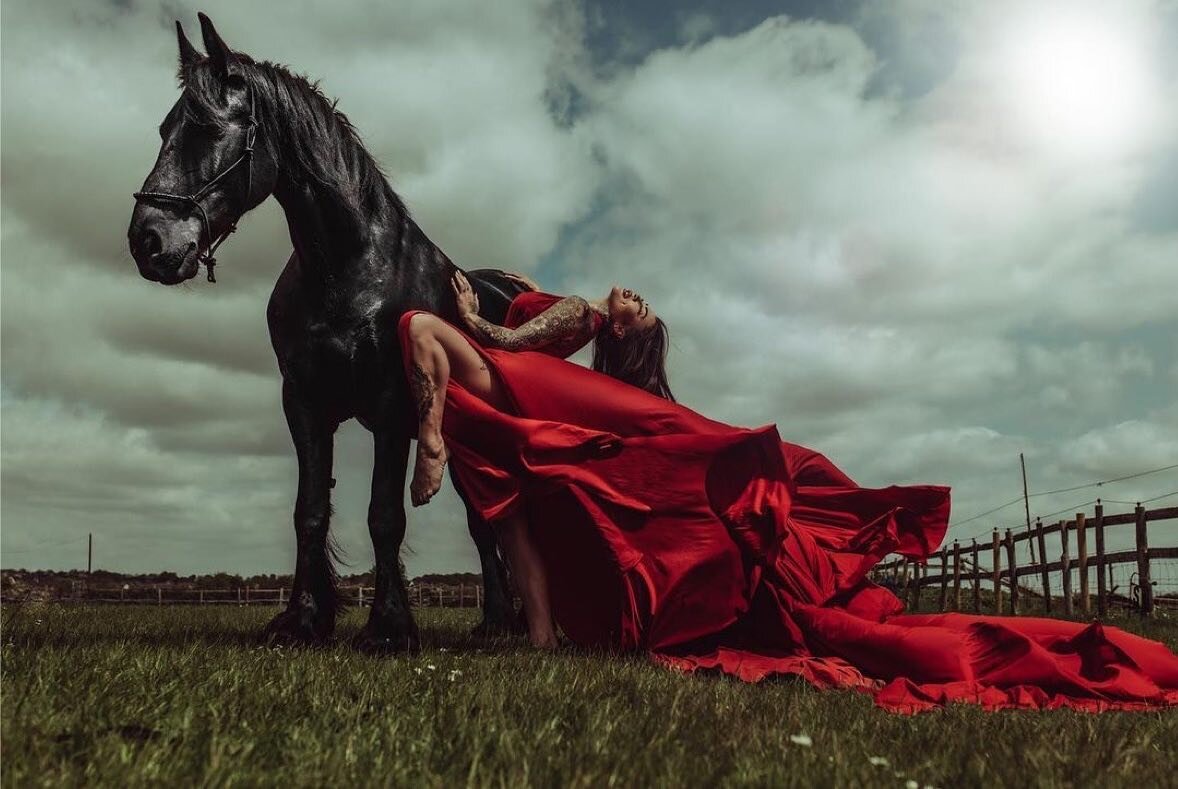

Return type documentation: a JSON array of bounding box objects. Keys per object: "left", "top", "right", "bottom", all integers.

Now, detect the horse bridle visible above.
[{"left": 132, "top": 91, "right": 258, "bottom": 283}]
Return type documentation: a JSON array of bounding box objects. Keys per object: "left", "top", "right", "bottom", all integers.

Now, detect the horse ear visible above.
[
  {"left": 176, "top": 21, "right": 202, "bottom": 79},
  {"left": 197, "top": 12, "right": 240, "bottom": 78}
]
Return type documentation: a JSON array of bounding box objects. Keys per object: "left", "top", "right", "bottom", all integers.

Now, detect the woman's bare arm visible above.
[
  {"left": 463, "top": 296, "right": 593, "bottom": 351},
  {"left": 452, "top": 271, "right": 593, "bottom": 352}
]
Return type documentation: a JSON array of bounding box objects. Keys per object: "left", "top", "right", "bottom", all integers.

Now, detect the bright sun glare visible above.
[{"left": 999, "top": 8, "right": 1158, "bottom": 156}]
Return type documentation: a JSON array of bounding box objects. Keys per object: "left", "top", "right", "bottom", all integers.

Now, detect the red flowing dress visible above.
[{"left": 400, "top": 292, "right": 1178, "bottom": 713}]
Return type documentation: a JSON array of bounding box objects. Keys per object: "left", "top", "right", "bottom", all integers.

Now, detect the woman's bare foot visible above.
[
  {"left": 529, "top": 621, "right": 559, "bottom": 650},
  {"left": 410, "top": 439, "right": 447, "bottom": 506}
]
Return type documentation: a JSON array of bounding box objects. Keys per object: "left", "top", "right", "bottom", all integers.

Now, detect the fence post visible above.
[
  {"left": 1036, "top": 518, "right": 1051, "bottom": 613},
  {"left": 952, "top": 541, "right": 962, "bottom": 611},
  {"left": 908, "top": 562, "right": 922, "bottom": 612},
  {"left": 199, "top": 589, "right": 204, "bottom": 604},
  {"left": 460, "top": 584, "right": 466, "bottom": 607},
  {"left": 971, "top": 539, "right": 981, "bottom": 613},
  {"left": 279, "top": 587, "right": 285, "bottom": 606},
  {"left": 991, "top": 529, "right": 1002, "bottom": 614},
  {"left": 357, "top": 586, "right": 364, "bottom": 607},
  {"left": 476, "top": 584, "right": 482, "bottom": 608},
  {"left": 157, "top": 587, "right": 162, "bottom": 606},
  {"left": 1076, "top": 511, "right": 1088, "bottom": 615},
  {"left": 1094, "top": 501, "right": 1106, "bottom": 617},
  {"left": 1060, "top": 519, "right": 1073, "bottom": 617},
  {"left": 1135, "top": 503, "right": 1153, "bottom": 616},
  {"left": 1004, "top": 528, "right": 1018, "bottom": 615},
  {"left": 938, "top": 546, "right": 949, "bottom": 612}
]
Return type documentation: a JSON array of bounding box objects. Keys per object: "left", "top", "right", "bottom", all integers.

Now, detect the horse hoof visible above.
[
  {"left": 352, "top": 624, "right": 420, "bottom": 655},
  {"left": 262, "top": 609, "right": 331, "bottom": 647}
]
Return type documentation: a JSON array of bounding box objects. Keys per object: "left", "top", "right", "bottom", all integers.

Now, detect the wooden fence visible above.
[
  {"left": 869, "top": 503, "right": 1177, "bottom": 616},
  {"left": 7, "top": 583, "right": 485, "bottom": 608}
]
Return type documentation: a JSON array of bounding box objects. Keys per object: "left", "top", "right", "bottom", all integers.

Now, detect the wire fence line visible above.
[
  {"left": 947, "top": 462, "right": 1178, "bottom": 531},
  {"left": 0, "top": 582, "right": 485, "bottom": 609},
  {"left": 871, "top": 502, "right": 1177, "bottom": 617}
]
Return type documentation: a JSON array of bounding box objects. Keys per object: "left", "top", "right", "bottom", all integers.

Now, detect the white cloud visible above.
[{"left": 1060, "top": 407, "right": 1178, "bottom": 476}]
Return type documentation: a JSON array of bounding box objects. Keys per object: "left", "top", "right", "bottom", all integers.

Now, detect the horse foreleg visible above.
[
  {"left": 263, "top": 381, "right": 339, "bottom": 645},
  {"left": 353, "top": 427, "right": 421, "bottom": 653}
]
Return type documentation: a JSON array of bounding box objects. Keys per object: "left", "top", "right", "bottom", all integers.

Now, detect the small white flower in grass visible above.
[
  {"left": 448, "top": 669, "right": 463, "bottom": 682},
  {"left": 789, "top": 734, "right": 812, "bottom": 747},
  {"left": 868, "top": 756, "right": 889, "bottom": 767},
  {"left": 906, "top": 781, "right": 919, "bottom": 789},
  {"left": 427, "top": 663, "right": 437, "bottom": 671},
  {"left": 414, "top": 667, "right": 423, "bottom": 675}
]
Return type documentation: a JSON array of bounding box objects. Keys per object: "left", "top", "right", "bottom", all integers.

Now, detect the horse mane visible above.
[{"left": 181, "top": 55, "right": 407, "bottom": 218}]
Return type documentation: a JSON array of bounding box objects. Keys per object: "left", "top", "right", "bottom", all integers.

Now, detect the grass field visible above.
[{"left": 3, "top": 604, "right": 1176, "bottom": 787}]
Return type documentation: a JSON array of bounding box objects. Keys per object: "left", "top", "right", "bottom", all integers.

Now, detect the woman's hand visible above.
[
  {"left": 503, "top": 271, "right": 541, "bottom": 292},
  {"left": 452, "top": 270, "right": 480, "bottom": 319}
]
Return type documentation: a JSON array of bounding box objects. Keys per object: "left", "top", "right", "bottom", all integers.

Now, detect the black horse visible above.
[{"left": 127, "top": 13, "right": 519, "bottom": 650}]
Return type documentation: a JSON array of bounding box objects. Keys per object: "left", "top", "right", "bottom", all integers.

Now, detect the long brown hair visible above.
[{"left": 591, "top": 316, "right": 675, "bottom": 401}]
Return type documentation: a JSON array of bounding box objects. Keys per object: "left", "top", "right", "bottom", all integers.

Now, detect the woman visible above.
[
  {"left": 408, "top": 273, "right": 671, "bottom": 508},
  {"left": 400, "top": 272, "right": 1178, "bottom": 712},
  {"left": 406, "top": 272, "right": 673, "bottom": 647}
]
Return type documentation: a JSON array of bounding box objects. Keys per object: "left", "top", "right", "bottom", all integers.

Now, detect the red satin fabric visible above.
[{"left": 402, "top": 298, "right": 1178, "bottom": 712}]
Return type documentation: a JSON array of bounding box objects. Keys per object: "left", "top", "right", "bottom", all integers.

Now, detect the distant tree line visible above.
[{"left": 1, "top": 568, "right": 483, "bottom": 594}]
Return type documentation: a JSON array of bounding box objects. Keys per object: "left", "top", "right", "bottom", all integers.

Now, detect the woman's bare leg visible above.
[
  {"left": 497, "top": 511, "right": 558, "bottom": 649},
  {"left": 406, "top": 313, "right": 504, "bottom": 505},
  {"left": 406, "top": 315, "right": 448, "bottom": 506},
  {"left": 405, "top": 313, "right": 555, "bottom": 647}
]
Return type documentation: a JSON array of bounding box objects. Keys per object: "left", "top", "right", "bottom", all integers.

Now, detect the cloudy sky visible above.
[{"left": 2, "top": 0, "right": 1176, "bottom": 577}]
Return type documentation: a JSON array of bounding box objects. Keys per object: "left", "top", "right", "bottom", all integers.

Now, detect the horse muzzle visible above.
[{"left": 128, "top": 211, "right": 203, "bottom": 285}]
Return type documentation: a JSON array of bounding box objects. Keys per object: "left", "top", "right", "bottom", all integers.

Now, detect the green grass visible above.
[{"left": 2, "top": 605, "right": 1176, "bottom": 788}]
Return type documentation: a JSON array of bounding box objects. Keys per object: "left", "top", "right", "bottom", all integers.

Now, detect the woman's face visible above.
[{"left": 607, "top": 286, "right": 656, "bottom": 335}]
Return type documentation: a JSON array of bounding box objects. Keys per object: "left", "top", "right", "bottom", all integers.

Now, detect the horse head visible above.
[{"left": 128, "top": 14, "right": 277, "bottom": 285}]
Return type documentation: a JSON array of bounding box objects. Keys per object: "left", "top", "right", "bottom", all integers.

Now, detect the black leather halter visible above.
[{"left": 132, "top": 92, "right": 258, "bottom": 283}]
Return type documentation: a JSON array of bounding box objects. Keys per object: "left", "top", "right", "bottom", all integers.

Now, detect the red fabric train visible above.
[{"left": 399, "top": 292, "right": 1178, "bottom": 713}]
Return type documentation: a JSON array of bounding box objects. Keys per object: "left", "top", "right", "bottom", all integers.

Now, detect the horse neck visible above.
[
  {"left": 271, "top": 173, "right": 400, "bottom": 283},
  {"left": 261, "top": 98, "right": 408, "bottom": 288},
  {"left": 257, "top": 87, "right": 448, "bottom": 310}
]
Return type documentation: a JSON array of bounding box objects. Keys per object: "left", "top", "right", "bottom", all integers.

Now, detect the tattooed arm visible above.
[
  {"left": 451, "top": 271, "right": 594, "bottom": 352},
  {"left": 465, "top": 296, "right": 593, "bottom": 352}
]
